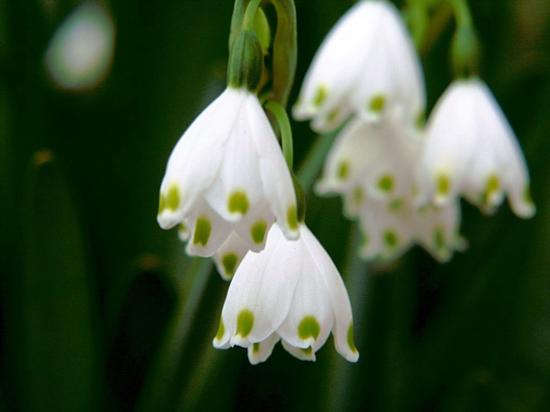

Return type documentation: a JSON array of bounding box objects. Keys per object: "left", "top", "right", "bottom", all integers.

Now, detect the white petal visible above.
[
  {"left": 220, "top": 225, "right": 301, "bottom": 347},
  {"left": 300, "top": 226, "right": 359, "bottom": 362},
  {"left": 247, "top": 333, "right": 280, "bottom": 365},
  {"left": 213, "top": 232, "right": 249, "bottom": 281},
  {"left": 233, "top": 201, "right": 275, "bottom": 252},
  {"left": 281, "top": 340, "right": 317, "bottom": 362},
  {"left": 185, "top": 201, "right": 232, "bottom": 258}
]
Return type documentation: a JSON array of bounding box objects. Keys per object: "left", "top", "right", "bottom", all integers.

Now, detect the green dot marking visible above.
[
  {"left": 222, "top": 253, "right": 238, "bottom": 277},
  {"left": 253, "top": 342, "right": 260, "bottom": 354},
  {"left": 215, "top": 319, "right": 225, "bottom": 341},
  {"left": 237, "top": 309, "right": 254, "bottom": 338},
  {"left": 378, "top": 174, "right": 395, "bottom": 193},
  {"left": 347, "top": 323, "right": 357, "bottom": 353},
  {"left": 337, "top": 161, "right": 350, "bottom": 181},
  {"left": 384, "top": 229, "right": 399, "bottom": 249},
  {"left": 433, "top": 227, "right": 445, "bottom": 251},
  {"left": 251, "top": 220, "right": 267, "bottom": 244},
  {"left": 388, "top": 198, "right": 403, "bottom": 211},
  {"left": 483, "top": 174, "right": 500, "bottom": 204},
  {"left": 287, "top": 205, "right": 298, "bottom": 231},
  {"left": 228, "top": 191, "right": 249, "bottom": 215},
  {"left": 193, "top": 217, "right": 211, "bottom": 246},
  {"left": 327, "top": 108, "right": 340, "bottom": 124},
  {"left": 523, "top": 185, "right": 534, "bottom": 205},
  {"left": 166, "top": 185, "right": 180, "bottom": 211},
  {"left": 353, "top": 187, "right": 364, "bottom": 204},
  {"left": 369, "top": 94, "right": 386, "bottom": 113},
  {"left": 436, "top": 173, "right": 450, "bottom": 197},
  {"left": 298, "top": 316, "right": 320, "bottom": 340},
  {"left": 313, "top": 85, "right": 328, "bottom": 107},
  {"left": 158, "top": 193, "right": 166, "bottom": 214},
  {"left": 301, "top": 347, "right": 313, "bottom": 355}
]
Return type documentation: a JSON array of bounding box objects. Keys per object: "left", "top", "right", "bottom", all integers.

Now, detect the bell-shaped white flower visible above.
[
  {"left": 45, "top": 2, "right": 115, "bottom": 91},
  {"left": 157, "top": 87, "right": 299, "bottom": 265},
  {"left": 213, "top": 224, "right": 359, "bottom": 364},
  {"left": 358, "top": 195, "right": 463, "bottom": 262},
  {"left": 316, "top": 117, "right": 422, "bottom": 218},
  {"left": 419, "top": 78, "right": 535, "bottom": 218},
  {"left": 293, "top": 0, "right": 425, "bottom": 132}
]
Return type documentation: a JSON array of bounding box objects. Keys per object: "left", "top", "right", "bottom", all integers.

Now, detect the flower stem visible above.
[
  {"left": 242, "top": 0, "right": 263, "bottom": 32},
  {"left": 265, "top": 100, "right": 293, "bottom": 169}
]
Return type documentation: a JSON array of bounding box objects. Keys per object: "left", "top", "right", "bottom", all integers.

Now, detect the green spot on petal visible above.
[
  {"left": 237, "top": 309, "right": 254, "bottom": 338},
  {"left": 327, "top": 108, "right": 340, "bottom": 124},
  {"left": 378, "top": 174, "right": 395, "bottom": 193},
  {"left": 433, "top": 227, "right": 445, "bottom": 251},
  {"left": 384, "top": 229, "right": 399, "bottom": 249},
  {"left": 251, "top": 220, "right": 267, "bottom": 244},
  {"left": 193, "top": 217, "right": 211, "bottom": 246},
  {"left": 313, "top": 85, "right": 328, "bottom": 107},
  {"left": 353, "top": 187, "right": 364, "bottom": 204},
  {"left": 347, "top": 323, "right": 357, "bottom": 353},
  {"left": 388, "top": 198, "right": 403, "bottom": 211},
  {"left": 222, "top": 253, "right": 238, "bottom": 277},
  {"left": 301, "top": 347, "right": 313, "bottom": 355},
  {"left": 369, "top": 94, "right": 386, "bottom": 113},
  {"left": 228, "top": 191, "right": 249, "bottom": 215},
  {"left": 337, "top": 161, "right": 350, "bottom": 181},
  {"left": 436, "top": 173, "right": 451, "bottom": 197},
  {"left": 166, "top": 185, "right": 180, "bottom": 211},
  {"left": 158, "top": 193, "right": 166, "bottom": 214},
  {"left": 298, "top": 316, "right": 320, "bottom": 340},
  {"left": 287, "top": 205, "right": 298, "bottom": 231},
  {"left": 253, "top": 342, "right": 260, "bottom": 353},
  {"left": 215, "top": 319, "right": 225, "bottom": 341},
  {"left": 416, "top": 111, "right": 425, "bottom": 128},
  {"left": 483, "top": 174, "right": 500, "bottom": 205}
]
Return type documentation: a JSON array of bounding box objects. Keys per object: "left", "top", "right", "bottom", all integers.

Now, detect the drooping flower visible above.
[
  {"left": 157, "top": 87, "right": 299, "bottom": 268},
  {"left": 293, "top": 0, "right": 425, "bottom": 132},
  {"left": 418, "top": 78, "right": 535, "bottom": 218},
  {"left": 316, "top": 117, "right": 422, "bottom": 218},
  {"left": 358, "top": 195, "right": 464, "bottom": 262},
  {"left": 45, "top": 2, "right": 115, "bottom": 91},
  {"left": 213, "top": 224, "right": 359, "bottom": 364}
]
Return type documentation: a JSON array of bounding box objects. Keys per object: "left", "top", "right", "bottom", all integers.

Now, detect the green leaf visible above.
[{"left": 20, "top": 151, "right": 100, "bottom": 412}]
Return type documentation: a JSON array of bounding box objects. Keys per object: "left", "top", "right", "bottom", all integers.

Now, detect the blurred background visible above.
[{"left": 1, "top": 0, "right": 549, "bottom": 411}]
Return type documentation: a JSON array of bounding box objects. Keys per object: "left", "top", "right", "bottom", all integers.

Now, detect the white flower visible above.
[
  {"left": 45, "top": 2, "right": 115, "bottom": 91},
  {"left": 358, "top": 195, "right": 463, "bottom": 263},
  {"left": 157, "top": 87, "right": 299, "bottom": 265},
  {"left": 418, "top": 78, "right": 535, "bottom": 218},
  {"left": 213, "top": 224, "right": 359, "bottom": 364},
  {"left": 293, "top": 0, "right": 425, "bottom": 132},
  {"left": 316, "top": 117, "right": 422, "bottom": 218}
]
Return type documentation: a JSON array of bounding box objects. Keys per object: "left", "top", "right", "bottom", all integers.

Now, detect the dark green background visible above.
[{"left": 1, "top": 0, "right": 549, "bottom": 411}]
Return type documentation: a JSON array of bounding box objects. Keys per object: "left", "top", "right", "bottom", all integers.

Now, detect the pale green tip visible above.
[
  {"left": 222, "top": 253, "right": 238, "bottom": 277},
  {"left": 436, "top": 173, "right": 450, "bottom": 197},
  {"left": 193, "top": 217, "right": 211, "bottom": 246},
  {"left": 378, "top": 174, "right": 395, "bottom": 193},
  {"left": 313, "top": 85, "right": 328, "bottom": 107},
  {"left": 287, "top": 205, "right": 298, "bottom": 231},
  {"left": 228, "top": 191, "right": 249, "bottom": 215},
  {"left": 369, "top": 94, "right": 386, "bottom": 113},
  {"left": 298, "top": 316, "right": 320, "bottom": 340},
  {"left": 384, "top": 229, "right": 398, "bottom": 249},
  {"left": 337, "top": 160, "right": 350, "bottom": 181},
  {"left": 215, "top": 319, "right": 225, "bottom": 341},
  {"left": 237, "top": 309, "right": 254, "bottom": 338},
  {"left": 166, "top": 185, "right": 180, "bottom": 211},
  {"left": 347, "top": 323, "right": 357, "bottom": 353},
  {"left": 251, "top": 220, "right": 267, "bottom": 244}
]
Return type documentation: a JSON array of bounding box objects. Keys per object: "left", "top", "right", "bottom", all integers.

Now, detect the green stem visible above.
[
  {"left": 297, "top": 132, "right": 337, "bottom": 192},
  {"left": 265, "top": 100, "right": 293, "bottom": 169},
  {"left": 449, "top": 0, "right": 472, "bottom": 27},
  {"left": 242, "top": 0, "right": 263, "bottom": 32}
]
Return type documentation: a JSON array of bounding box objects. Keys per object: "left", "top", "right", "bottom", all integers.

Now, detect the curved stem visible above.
[
  {"left": 265, "top": 100, "right": 293, "bottom": 169},
  {"left": 449, "top": 0, "right": 472, "bottom": 27},
  {"left": 242, "top": 0, "right": 263, "bottom": 32}
]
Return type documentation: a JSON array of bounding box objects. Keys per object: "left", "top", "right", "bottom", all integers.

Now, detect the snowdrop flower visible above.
[
  {"left": 359, "top": 195, "right": 463, "bottom": 262},
  {"left": 157, "top": 87, "right": 299, "bottom": 267},
  {"left": 419, "top": 78, "right": 535, "bottom": 218},
  {"left": 45, "top": 2, "right": 115, "bottom": 91},
  {"left": 293, "top": 0, "right": 425, "bottom": 132},
  {"left": 213, "top": 224, "right": 359, "bottom": 364},
  {"left": 316, "top": 117, "right": 422, "bottom": 218}
]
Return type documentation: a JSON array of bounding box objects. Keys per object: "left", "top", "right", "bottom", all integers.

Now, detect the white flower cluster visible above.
[
  {"left": 294, "top": 0, "right": 535, "bottom": 263},
  {"left": 158, "top": 56, "right": 358, "bottom": 362}
]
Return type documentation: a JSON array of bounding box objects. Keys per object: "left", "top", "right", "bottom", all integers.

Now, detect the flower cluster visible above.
[
  {"left": 294, "top": 0, "right": 534, "bottom": 262},
  {"left": 157, "top": 1, "right": 358, "bottom": 365}
]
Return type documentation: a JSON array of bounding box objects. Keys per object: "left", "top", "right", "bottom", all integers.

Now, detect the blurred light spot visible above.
[{"left": 45, "top": 2, "right": 115, "bottom": 91}]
